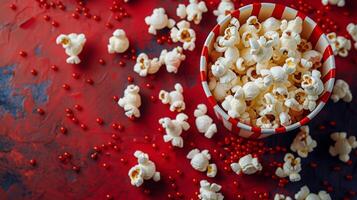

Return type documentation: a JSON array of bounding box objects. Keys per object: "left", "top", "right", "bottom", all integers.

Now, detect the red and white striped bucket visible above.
[{"left": 200, "top": 3, "right": 336, "bottom": 139}]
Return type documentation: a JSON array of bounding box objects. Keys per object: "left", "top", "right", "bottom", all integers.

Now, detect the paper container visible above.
[{"left": 200, "top": 3, "right": 335, "bottom": 139}]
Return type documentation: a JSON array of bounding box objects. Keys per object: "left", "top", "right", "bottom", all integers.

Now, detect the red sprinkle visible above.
[
  {"left": 29, "top": 159, "right": 37, "bottom": 166},
  {"left": 96, "top": 118, "right": 103, "bottom": 125},
  {"left": 36, "top": 108, "right": 45, "bottom": 115},
  {"left": 31, "top": 69, "right": 37, "bottom": 76},
  {"left": 9, "top": 4, "right": 16, "bottom": 10},
  {"left": 19, "top": 51, "right": 27, "bottom": 57},
  {"left": 60, "top": 126, "right": 67, "bottom": 134},
  {"left": 51, "top": 65, "right": 58, "bottom": 71},
  {"left": 62, "top": 84, "right": 70, "bottom": 90}
]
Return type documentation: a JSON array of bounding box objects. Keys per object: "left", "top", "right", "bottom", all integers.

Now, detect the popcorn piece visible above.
[
  {"left": 256, "top": 114, "right": 280, "bottom": 129},
  {"left": 194, "top": 104, "right": 217, "bottom": 138},
  {"left": 295, "top": 186, "right": 331, "bottom": 200},
  {"left": 222, "top": 86, "right": 248, "bottom": 119},
  {"left": 212, "top": 57, "right": 237, "bottom": 84},
  {"left": 329, "top": 132, "right": 357, "bottom": 162},
  {"left": 301, "top": 50, "right": 322, "bottom": 69},
  {"left": 241, "top": 31, "right": 259, "bottom": 48},
  {"left": 347, "top": 23, "right": 357, "bottom": 49},
  {"left": 327, "top": 32, "right": 351, "bottom": 57},
  {"left": 301, "top": 70, "right": 324, "bottom": 111},
  {"left": 230, "top": 154, "right": 262, "bottom": 175},
  {"left": 260, "top": 66, "right": 292, "bottom": 88},
  {"left": 198, "top": 180, "right": 224, "bottom": 200},
  {"left": 280, "top": 17, "right": 303, "bottom": 34},
  {"left": 209, "top": 77, "right": 233, "bottom": 102},
  {"left": 279, "top": 30, "right": 301, "bottom": 58},
  {"left": 262, "top": 17, "right": 281, "bottom": 33},
  {"left": 240, "top": 16, "right": 261, "bottom": 33},
  {"left": 159, "top": 83, "right": 185, "bottom": 112},
  {"left": 107, "top": 29, "right": 129, "bottom": 54},
  {"left": 170, "top": 20, "right": 196, "bottom": 51},
  {"left": 214, "top": 19, "right": 240, "bottom": 62},
  {"left": 145, "top": 8, "right": 175, "bottom": 35},
  {"left": 133, "top": 53, "right": 162, "bottom": 77},
  {"left": 321, "top": 0, "right": 345, "bottom": 7},
  {"left": 187, "top": 149, "right": 217, "bottom": 177},
  {"left": 159, "top": 47, "right": 186, "bottom": 74},
  {"left": 283, "top": 57, "right": 298, "bottom": 74},
  {"left": 159, "top": 113, "right": 190, "bottom": 148},
  {"left": 290, "top": 126, "right": 317, "bottom": 158},
  {"left": 176, "top": 0, "right": 208, "bottom": 25},
  {"left": 213, "top": 0, "right": 235, "bottom": 23},
  {"left": 56, "top": 33, "right": 86, "bottom": 64},
  {"left": 215, "top": 20, "right": 240, "bottom": 49},
  {"left": 243, "top": 81, "right": 262, "bottom": 101},
  {"left": 298, "top": 39, "right": 313, "bottom": 52},
  {"left": 331, "top": 79, "right": 353, "bottom": 103},
  {"left": 285, "top": 88, "right": 307, "bottom": 112},
  {"left": 275, "top": 153, "right": 301, "bottom": 182},
  {"left": 118, "top": 85, "right": 141, "bottom": 118},
  {"left": 128, "top": 151, "right": 160, "bottom": 187},
  {"left": 258, "top": 93, "right": 291, "bottom": 128},
  {"left": 249, "top": 36, "right": 274, "bottom": 64},
  {"left": 274, "top": 194, "right": 293, "bottom": 200}
]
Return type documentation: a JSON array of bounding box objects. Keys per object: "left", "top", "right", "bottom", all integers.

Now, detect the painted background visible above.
[{"left": 0, "top": 0, "right": 356, "bottom": 199}]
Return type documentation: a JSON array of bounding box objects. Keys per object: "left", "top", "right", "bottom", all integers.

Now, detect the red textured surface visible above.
[{"left": 0, "top": 0, "right": 357, "bottom": 200}]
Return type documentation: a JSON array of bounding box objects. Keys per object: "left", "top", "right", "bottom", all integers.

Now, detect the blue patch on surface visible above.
[
  {"left": 34, "top": 45, "right": 42, "bottom": 56},
  {"left": 0, "top": 172, "right": 21, "bottom": 191},
  {"left": 25, "top": 80, "right": 51, "bottom": 105},
  {"left": 0, "top": 65, "right": 25, "bottom": 118},
  {"left": 0, "top": 135, "right": 14, "bottom": 152}
]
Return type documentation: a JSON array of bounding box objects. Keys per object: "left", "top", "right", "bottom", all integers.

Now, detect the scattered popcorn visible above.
[
  {"left": 274, "top": 194, "right": 292, "bottom": 200},
  {"left": 107, "top": 29, "right": 129, "bottom": 54},
  {"left": 187, "top": 149, "right": 217, "bottom": 177},
  {"left": 159, "top": 47, "right": 186, "bottom": 74},
  {"left": 194, "top": 104, "right": 217, "bottom": 138},
  {"left": 56, "top": 33, "right": 86, "bottom": 64},
  {"left": 347, "top": 23, "right": 357, "bottom": 49},
  {"left": 145, "top": 8, "right": 176, "bottom": 35},
  {"left": 128, "top": 151, "right": 160, "bottom": 187},
  {"left": 331, "top": 79, "right": 353, "bottom": 103},
  {"left": 159, "top": 113, "right": 190, "bottom": 148},
  {"left": 159, "top": 83, "right": 185, "bottom": 112},
  {"left": 327, "top": 32, "right": 352, "bottom": 57},
  {"left": 198, "top": 180, "right": 224, "bottom": 200},
  {"left": 295, "top": 186, "right": 331, "bottom": 200},
  {"left": 321, "top": 0, "right": 345, "bottom": 7},
  {"left": 170, "top": 20, "right": 196, "bottom": 51},
  {"left": 329, "top": 132, "right": 357, "bottom": 162},
  {"left": 230, "top": 154, "right": 262, "bottom": 175},
  {"left": 176, "top": 0, "right": 208, "bottom": 25},
  {"left": 213, "top": 0, "right": 235, "bottom": 23},
  {"left": 208, "top": 17, "right": 325, "bottom": 128},
  {"left": 133, "top": 53, "right": 162, "bottom": 77},
  {"left": 275, "top": 153, "right": 301, "bottom": 182},
  {"left": 118, "top": 84, "right": 141, "bottom": 118},
  {"left": 290, "top": 126, "right": 317, "bottom": 158}
]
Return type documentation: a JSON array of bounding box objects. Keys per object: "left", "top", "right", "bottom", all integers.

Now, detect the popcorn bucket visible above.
[{"left": 200, "top": 3, "right": 336, "bottom": 139}]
